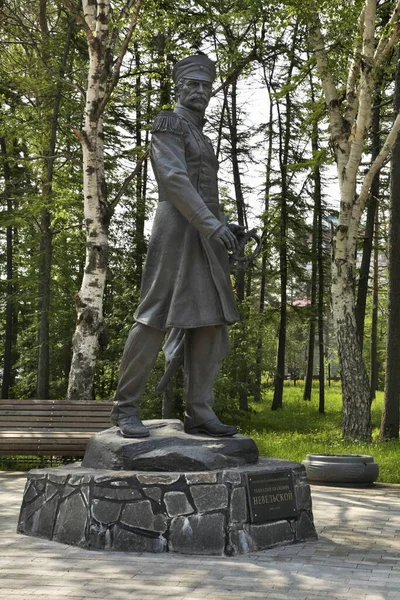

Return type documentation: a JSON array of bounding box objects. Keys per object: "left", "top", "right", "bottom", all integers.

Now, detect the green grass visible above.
[
  {"left": 0, "top": 455, "right": 67, "bottom": 471},
  {"left": 239, "top": 382, "right": 400, "bottom": 484}
]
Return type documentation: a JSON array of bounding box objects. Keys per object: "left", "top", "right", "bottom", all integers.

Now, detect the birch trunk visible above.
[
  {"left": 66, "top": 125, "right": 109, "bottom": 399},
  {"left": 66, "top": 0, "right": 111, "bottom": 399},
  {"left": 332, "top": 260, "right": 371, "bottom": 438},
  {"left": 65, "top": 0, "right": 142, "bottom": 399},
  {"left": 331, "top": 208, "right": 372, "bottom": 439},
  {"left": 310, "top": 0, "right": 400, "bottom": 439}
]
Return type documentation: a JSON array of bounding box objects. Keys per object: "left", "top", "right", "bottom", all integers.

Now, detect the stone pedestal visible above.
[{"left": 18, "top": 458, "right": 317, "bottom": 555}]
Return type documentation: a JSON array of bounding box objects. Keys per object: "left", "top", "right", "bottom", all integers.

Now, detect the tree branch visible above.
[
  {"left": 72, "top": 127, "right": 84, "bottom": 143},
  {"left": 308, "top": 19, "right": 349, "bottom": 172},
  {"left": 212, "top": 48, "right": 263, "bottom": 96},
  {"left": 374, "top": 0, "right": 400, "bottom": 67},
  {"left": 357, "top": 109, "right": 400, "bottom": 211},
  {"left": 97, "top": 0, "right": 142, "bottom": 116},
  {"left": 110, "top": 149, "right": 149, "bottom": 211},
  {"left": 62, "top": 0, "right": 96, "bottom": 47},
  {"left": 343, "top": 0, "right": 377, "bottom": 194},
  {"left": 94, "top": 0, "right": 110, "bottom": 41},
  {"left": 2, "top": 4, "right": 86, "bottom": 99},
  {"left": 344, "top": 7, "right": 365, "bottom": 128},
  {"left": 109, "top": 0, "right": 137, "bottom": 58}
]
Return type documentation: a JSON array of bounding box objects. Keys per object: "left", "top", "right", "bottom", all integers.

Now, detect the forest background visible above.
[{"left": 2, "top": 0, "right": 400, "bottom": 450}]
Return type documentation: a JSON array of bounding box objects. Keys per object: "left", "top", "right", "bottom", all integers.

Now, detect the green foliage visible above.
[{"left": 0, "top": 0, "right": 392, "bottom": 450}]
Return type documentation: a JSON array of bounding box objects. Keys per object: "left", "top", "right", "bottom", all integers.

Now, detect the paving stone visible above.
[
  {"left": 23, "top": 480, "right": 39, "bottom": 503},
  {"left": 143, "top": 487, "right": 162, "bottom": 503},
  {"left": 190, "top": 484, "right": 228, "bottom": 512},
  {"left": 68, "top": 474, "right": 92, "bottom": 486},
  {"left": 120, "top": 499, "right": 167, "bottom": 533},
  {"left": 91, "top": 498, "right": 121, "bottom": 524},
  {"left": 136, "top": 474, "right": 181, "bottom": 485},
  {"left": 112, "top": 524, "right": 168, "bottom": 553},
  {"left": 18, "top": 492, "right": 46, "bottom": 534},
  {"left": 169, "top": 513, "right": 225, "bottom": 555},
  {"left": 230, "top": 486, "right": 247, "bottom": 522},
  {"left": 52, "top": 491, "right": 88, "bottom": 547},
  {"left": 93, "top": 485, "right": 142, "bottom": 501},
  {"left": 244, "top": 519, "right": 295, "bottom": 551},
  {"left": 34, "top": 493, "right": 59, "bottom": 539},
  {"left": 222, "top": 470, "right": 242, "bottom": 486},
  {"left": 294, "top": 481, "right": 313, "bottom": 511},
  {"left": 164, "top": 491, "right": 194, "bottom": 517},
  {"left": 185, "top": 473, "right": 217, "bottom": 484},
  {"left": 295, "top": 511, "right": 319, "bottom": 542}
]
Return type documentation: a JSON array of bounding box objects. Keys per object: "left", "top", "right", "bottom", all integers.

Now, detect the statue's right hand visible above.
[{"left": 211, "top": 224, "right": 239, "bottom": 253}]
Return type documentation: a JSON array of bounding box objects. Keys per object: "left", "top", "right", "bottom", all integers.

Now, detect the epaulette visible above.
[{"left": 151, "top": 111, "right": 186, "bottom": 135}]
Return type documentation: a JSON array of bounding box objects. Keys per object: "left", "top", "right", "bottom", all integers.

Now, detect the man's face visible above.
[{"left": 178, "top": 78, "right": 212, "bottom": 113}]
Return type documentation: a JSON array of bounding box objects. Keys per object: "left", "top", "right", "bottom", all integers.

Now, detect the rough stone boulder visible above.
[{"left": 82, "top": 419, "right": 259, "bottom": 472}]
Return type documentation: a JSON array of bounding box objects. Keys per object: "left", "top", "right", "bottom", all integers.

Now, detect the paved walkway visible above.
[{"left": 1, "top": 472, "right": 400, "bottom": 600}]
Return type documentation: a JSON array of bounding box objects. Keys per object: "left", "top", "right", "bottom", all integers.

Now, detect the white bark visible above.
[
  {"left": 310, "top": 0, "right": 400, "bottom": 439},
  {"left": 66, "top": 0, "right": 142, "bottom": 399},
  {"left": 331, "top": 264, "right": 371, "bottom": 439},
  {"left": 342, "top": 0, "right": 376, "bottom": 217},
  {"left": 358, "top": 111, "right": 400, "bottom": 211},
  {"left": 67, "top": 0, "right": 110, "bottom": 400},
  {"left": 344, "top": 7, "right": 364, "bottom": 128},
  {"left": 374, "top": 0, "right": 400, "bottom": 67},
  {"left": 310, "top": 23, "right": 349, "bottom": 185}
]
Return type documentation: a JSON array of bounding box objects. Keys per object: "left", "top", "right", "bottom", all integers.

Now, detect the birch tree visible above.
[
  {"left": 63, "top": 0, "right": 142, "bottom": 399},
  {"left": 307, "top": 0, "right": 400, "bottom": 439}
]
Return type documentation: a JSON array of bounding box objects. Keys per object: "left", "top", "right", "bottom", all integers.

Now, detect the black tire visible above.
[{"left": 302, "top": 453, "right": 379, "bottom": 484}]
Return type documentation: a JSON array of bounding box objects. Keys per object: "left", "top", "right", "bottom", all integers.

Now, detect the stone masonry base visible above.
[{"left": 17, "top": 458, "right": 317, "bottom": 555}]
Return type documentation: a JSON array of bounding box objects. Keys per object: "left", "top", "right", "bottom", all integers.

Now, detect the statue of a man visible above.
[{"left": 111, "top": 54, "right": 242, "bottom": 438}]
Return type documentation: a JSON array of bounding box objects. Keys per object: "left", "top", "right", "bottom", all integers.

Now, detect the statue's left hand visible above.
[
  {"left": 211, "top": 224, "right": 239, "bottom": 253},
  {"left": 228, "top": 223, "right": 246, "bottom": 240}
]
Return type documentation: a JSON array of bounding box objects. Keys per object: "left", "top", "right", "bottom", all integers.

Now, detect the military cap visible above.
[{"left": 172, "top": 54, "right": 216, "bottom": 84}]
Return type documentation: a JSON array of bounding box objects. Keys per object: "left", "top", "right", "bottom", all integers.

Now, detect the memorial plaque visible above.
[{"left": 245, "top": 471, "right": 298, "bottom": 524}]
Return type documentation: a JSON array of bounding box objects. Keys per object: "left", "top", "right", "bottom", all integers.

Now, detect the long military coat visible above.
[{"left": 134, "top": 105, "right": 239, "bottom": 331}]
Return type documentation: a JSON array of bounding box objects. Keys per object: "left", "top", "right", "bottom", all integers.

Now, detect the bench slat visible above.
[
  {"left": 0, "top": 438, "right": 90, "bottom": 442},
  {"left": 0, "top": 450, "right": 87, "bottom": 454},
  {"left": 0, "top": 399, "right": 114, "bottom": 458},
  {"left": 0, "top": 400, "right": 112, "bottom": 406},
  {"left": 0, "top": 429, "right": 108, "bottom": 434},
  {"left": 0, "top": 431, "right": 101, "bottom": 437},
  {"left": 0, "top": 411, "right": 110, "bottom": 423},
  {"left": 0, "top": 404, "right": 111, "bottom": 415},
  {"left": 0, "top": 423, "right": 109, "bottom": 429}
]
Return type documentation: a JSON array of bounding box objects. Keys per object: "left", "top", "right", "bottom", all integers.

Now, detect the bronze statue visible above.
[{"left": 111, "top": 54, "right": 243, "bottom": 438}]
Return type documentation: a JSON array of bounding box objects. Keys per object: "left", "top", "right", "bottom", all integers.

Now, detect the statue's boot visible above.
[
  {"left": 110, "top": 404, "right": 149, "bottom": 438},
  {"left": 184, "top": 417, "right": 237, "bottom": 437}
]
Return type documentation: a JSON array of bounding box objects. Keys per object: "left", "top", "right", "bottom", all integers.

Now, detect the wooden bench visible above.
[{"left": 0, "top": 399, "right": 113, "bottom": 458}]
